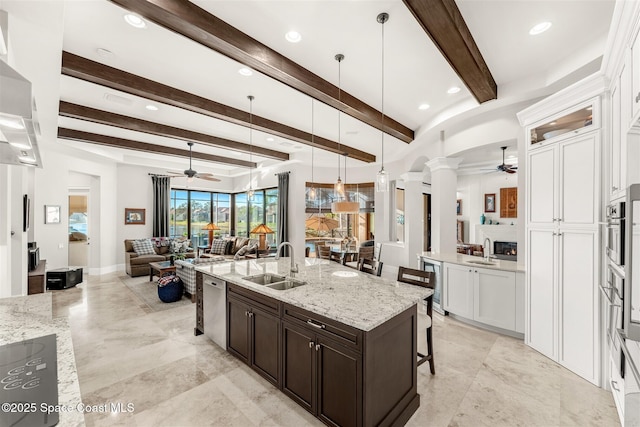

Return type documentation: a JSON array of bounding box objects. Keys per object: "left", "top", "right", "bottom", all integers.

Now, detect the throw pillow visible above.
[
  {"left": 210, "top": 239, "right": 227, "bottom": 255},
  {"left": 246, "top": 243, "right": 259, "bottom": 254},
  {"left": 234, "top": 245, "right": 250, "bottom": 260},
  {"left": 232, "top": 237, "right": 249, "bottom": 254},
  {"left": 132, "top": 239, "right": 155, "bottom": 256}
]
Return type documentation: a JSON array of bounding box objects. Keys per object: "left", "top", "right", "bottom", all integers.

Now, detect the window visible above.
[
  {"left": 396, "top": 187, "right": 405, "bottom": 243},
  {"left": 169, "top": 190, "right": 232, "bottom": 246},
  {"left": 234, "top": 189, "right": 279, "bottom": 246}
]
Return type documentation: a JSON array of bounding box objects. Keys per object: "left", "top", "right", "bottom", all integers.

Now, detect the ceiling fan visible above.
[
  {"left": 167, "top": 142, "right": 220, "bottom": 182},
  {"left": 487, "top": 146, "right": 518, "bottom": 174}
]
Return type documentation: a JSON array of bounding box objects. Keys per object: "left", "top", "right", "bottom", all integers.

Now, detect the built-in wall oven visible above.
[
  {"left": 607, "top": 201, "right": 625, "bottom": 267},
  {"left": 626, "top": 185, "right": 640, "bottom": 341},
  {"left": 603, "top": 262, "right": 625, "bottom": 377}
]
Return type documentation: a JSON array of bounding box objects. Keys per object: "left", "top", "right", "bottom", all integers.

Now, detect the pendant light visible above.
[
  {"left": 334, "top": 53, "right": 345, "bottom": 198},
  {"left": 376, "top": 12, "right": 390, "bottom": 192},
  {"left": 331, "top": 152, "right": 359, "bottom": 213},
  {"left": 247, "top": 95, "right": 255, "bottom": 201},
  {"left": 308, "top": 99, "right": 317, "bottom": 202}
]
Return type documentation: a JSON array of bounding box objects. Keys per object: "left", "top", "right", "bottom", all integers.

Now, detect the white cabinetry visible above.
[
  {"left": 631, "top": 23, "right": 640, "bottom": 122},
  {"left": 443, "top": 262, "right": 521, "bottom": 334},
  {"left": 443, "top": 263, "right": 473, "bottom": 319},
  {"left": 525, "top": 124, "right": 600, "bottom": 385},
  {"left": 610, "top": 56, "right": 629, "bottom": 200}
]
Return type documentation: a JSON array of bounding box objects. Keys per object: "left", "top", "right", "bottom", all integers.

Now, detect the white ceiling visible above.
[{"left": 34, "top": 0, "right": 618, "bottom": 175}]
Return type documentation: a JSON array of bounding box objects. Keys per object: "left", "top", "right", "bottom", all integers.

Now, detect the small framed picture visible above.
[
  {"left": 484, "top": 193, "right": 496, "bottom": 213},
  {"left": 456, "top": 199, "right": 462, "bottom": 215},
  {"left": 125, "top": 208, "right": 146, "bottom": 225},
  {"left": 44, "top": 205, "right": 61, "bottom": 224}
]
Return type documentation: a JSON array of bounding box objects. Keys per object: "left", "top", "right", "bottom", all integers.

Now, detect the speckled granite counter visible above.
[
  {"left": 195, "top": 257, "right": 433, "bottom": 331},
  {"left": 0, "top": 293, "right": 84, "bottom": 427},
  {"left": 418, "top": 251, "right": 525, "bottom": 272}
]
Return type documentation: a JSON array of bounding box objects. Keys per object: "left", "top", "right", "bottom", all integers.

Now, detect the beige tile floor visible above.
[{"left": 51, "top": 272, "right": 621, "bottom": 427}]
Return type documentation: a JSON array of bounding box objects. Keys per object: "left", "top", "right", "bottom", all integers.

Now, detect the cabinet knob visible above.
[
  {"left": 309, "top": 341, "right": 314, "bottom": 349},
  {"left": 636, "top": 92, "right": 640, "bottom": 103},
  {"left": 315, "top": 344, "right": 321, "bottom": 351},
  {"left": 612, "top": 186, "right": 618, "bottom": 191}
]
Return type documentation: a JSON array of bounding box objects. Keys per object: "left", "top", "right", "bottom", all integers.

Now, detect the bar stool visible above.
[
  {"left": 397, "top": 267, "right": 435, "bottom": 374},
  {"left": 357, "top": 257, "right": 383, "bottom": 276}
]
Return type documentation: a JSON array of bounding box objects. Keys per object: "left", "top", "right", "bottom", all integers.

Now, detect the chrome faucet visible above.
[
  {"left": 483, "top": 237, "right": 494, "bottom": 261},
  {"left": 275, "top": 242, "right": 298, "bottom": 275}
]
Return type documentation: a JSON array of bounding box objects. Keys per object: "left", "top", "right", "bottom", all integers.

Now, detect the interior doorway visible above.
[{"left": 68, "top": 191, "right": 89, "bottom": 268}]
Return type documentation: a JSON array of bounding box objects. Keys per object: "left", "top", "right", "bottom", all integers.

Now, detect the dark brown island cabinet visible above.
[{"left": 196, "top": 278, "right": 421, "bottom": 427}]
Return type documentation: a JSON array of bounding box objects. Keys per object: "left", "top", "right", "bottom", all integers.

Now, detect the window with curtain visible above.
[{"left": 170, "top": 188, "right": 277, "bottom": 242}]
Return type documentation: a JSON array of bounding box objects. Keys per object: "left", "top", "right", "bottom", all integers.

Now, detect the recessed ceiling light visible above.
[
  {"left": 238, "top": 67, "right": 253, "bottom": 76},
  {"left": 145, "top": 104, "right": 159, "bottom": 111},
  {"left": 285, "top": 31, "right": 302, "bottom": 43},
  {"left": 529, "top": 21, "right": 551, "bottom": 36},
  {"left": 0, "top": 116, "right": 24, "bottom": 130},
  {"left": 447, "top": 86, "right": 460, "bottom": 94},
  {"left": 96, "top": 48, "right": 114, "bottom": 58},
  {"left": 124, "top": 14, "right": 146, "bottom": 29},
  {"left": 418, "top": 103, "right": 430, "bottom": 110},
  {"left": 266, "top": 137, "right": 275, "bottom": 142}
]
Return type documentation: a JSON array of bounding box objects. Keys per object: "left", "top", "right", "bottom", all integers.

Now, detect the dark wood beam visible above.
[
  {"left": 62, "top": 52, "right": 375, "bottom": 163},
  {"left": 403, "top": 0, "right": 497, "bottom": 103},
  {"left": 57, "top": 127, "right": 255, "bottom": 168},
  {"left": 107, "top": 0, "right": 414, "bottom": 144},
  {"left": 58, "top": 101, "right": 289, "bottom": 161}
]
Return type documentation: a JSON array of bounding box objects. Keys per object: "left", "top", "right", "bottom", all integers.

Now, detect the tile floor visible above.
[{"left": 51, "top": 272, "right": 621, "bottom": 427}]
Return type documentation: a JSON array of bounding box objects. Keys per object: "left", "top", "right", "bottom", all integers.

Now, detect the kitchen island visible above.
[{"left": 195, "top": 258, "right": 433, "bottom": 427}]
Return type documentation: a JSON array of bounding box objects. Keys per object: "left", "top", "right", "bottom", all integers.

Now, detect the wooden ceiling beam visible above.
[
  {"left": 62, "top": 52, "right": 375, "bottom": 163},
  {"left": 108, "top": 0, "right": 414, "bottom": 144},
  {"left": 403, "top": 0, "right": 497, "bottom": 103},
  {"left": 57, "top": 127, "right": 255, "bottom": 168},
  {"left": 58, "top": 101, "right": 289, "bottom": 161}
]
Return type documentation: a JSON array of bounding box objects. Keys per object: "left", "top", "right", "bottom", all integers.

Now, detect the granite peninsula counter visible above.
[
  {"left": 195, "top": 257, "right": 433, "bottom": 427},
  {"left": 0, "top": 293, "right": 84, "bottom": 427}
]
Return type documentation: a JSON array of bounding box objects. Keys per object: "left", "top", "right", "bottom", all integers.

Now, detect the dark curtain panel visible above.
[
  {"left": 277, "top": 172, "right": 290, "bottom": 256},
  {"left": 151, "top": 176, "right": 171, "bottom": 237}
]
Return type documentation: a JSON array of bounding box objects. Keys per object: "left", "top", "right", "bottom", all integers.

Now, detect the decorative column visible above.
[
  {"left": 426, "top": 157, "right": 461, "bottom": 254},
  {"left": 400, "top": 172, "right": 425, "bottom": 268}
]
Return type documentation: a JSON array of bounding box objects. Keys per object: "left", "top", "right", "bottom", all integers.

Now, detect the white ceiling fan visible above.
[
  {"left": 167, "top": 142, "right": 221, "bottom": 182},
  {"left": 484, "top": 146, "right": 518, "bottom": 174}
]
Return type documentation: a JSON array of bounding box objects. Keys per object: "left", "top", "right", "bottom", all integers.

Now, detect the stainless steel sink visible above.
[
  {"left": 242, "top": 273, "right": 286, "bottom": 285},
  {"left": 266, "top": 278, "right": 307, "bottom": 290},
  {"left": 466, "top": 260, "right": 497, "bottom": 266}
]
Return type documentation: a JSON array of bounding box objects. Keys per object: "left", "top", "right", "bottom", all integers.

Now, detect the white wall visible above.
[{"left": 457, "top": 172, "right": 518, "bottom": 243}]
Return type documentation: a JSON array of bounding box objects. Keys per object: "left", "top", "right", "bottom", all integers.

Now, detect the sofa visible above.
[
  {"left": 124, "top": 238, "right": 196, "bottom": 277},
  {"left": 202, "top": 236, "right": 261, "bottom": 260}
]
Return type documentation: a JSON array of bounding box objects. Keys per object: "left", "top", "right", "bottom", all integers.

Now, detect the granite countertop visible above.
[
  {"left": 0, "top": 293, "right": 84, "bottom": 427},
  {"left": 195, "top": 258, "right": 433, "bottom": 332},
  {"left": 418, "top": 251, "right": 525, "bottom": 273}
]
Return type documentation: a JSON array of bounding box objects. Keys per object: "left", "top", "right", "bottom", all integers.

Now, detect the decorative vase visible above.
[{"left": 480, "top": 214, "right": 486, "bottom": 224}]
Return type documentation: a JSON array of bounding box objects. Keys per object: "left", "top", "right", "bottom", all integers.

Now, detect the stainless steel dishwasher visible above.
[{"left": 203, "top": 274, "right": 227, "bottom": 350}]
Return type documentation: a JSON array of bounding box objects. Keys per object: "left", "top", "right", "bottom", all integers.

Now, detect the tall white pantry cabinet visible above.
[{"left": 518, "top": 89, "right": 604, "bottom": 386}]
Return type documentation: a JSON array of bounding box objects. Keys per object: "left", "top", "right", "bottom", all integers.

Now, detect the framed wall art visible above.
[
  {"left": 484, "top": 194, "right": 496, "bottom": 213},
  {"left": 125, "top": 208, "right": 145, "bottom": 225},
  {"left": 44, "top": 205, "right": 61, "bottom": 224}
]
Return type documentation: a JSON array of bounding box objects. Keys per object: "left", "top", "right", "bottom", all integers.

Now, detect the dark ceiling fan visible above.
[
  {"left": 490, "top": 146, "right": 518, "bottom": 174},
  {"left": 167, "top": 142, "right": 220, "bottom": 182}
]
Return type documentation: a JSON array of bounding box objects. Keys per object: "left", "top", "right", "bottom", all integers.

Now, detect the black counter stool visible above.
[{"left": 397, "top": 267, "right": 435, "bottom": 374}]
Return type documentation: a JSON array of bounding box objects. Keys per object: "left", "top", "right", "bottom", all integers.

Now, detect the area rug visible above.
[{"left": 120, "top": 275, "right": 193, "bottom": 313}]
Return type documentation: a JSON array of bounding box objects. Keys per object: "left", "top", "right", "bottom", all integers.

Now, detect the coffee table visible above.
[{"left": 149, "top": 260, "right": 176, "bottom": 282}]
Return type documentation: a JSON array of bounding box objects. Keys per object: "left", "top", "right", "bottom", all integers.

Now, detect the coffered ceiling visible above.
[{"left": 53, "top": 0, "right": 614, "bottom": 177}]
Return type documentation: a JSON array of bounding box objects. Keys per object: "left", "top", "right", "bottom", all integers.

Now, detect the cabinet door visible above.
[
  {"left": 227, "top": 296, "right": 250, "bottom": 363},
  {"left": 473, "top": 268, "right": 516, "bottom": 331},
  {"left": 559, "top": 133, "right": 598, "bottom": 226},
  {"left": 558, "top": 229, "right": 598, "bottom": 384},
  {"left": 251, "top": 306, "right": 280, "bottom": 386},
  {"left": 443, "top": 263, "right": 474, "bottom": 319},
  {"left": 528, "top": 146, "right": 557, "bottom": 226},
  {"left": 282, "top": 321, "right": 315, "bottom": 413},
  {"left": 611, "top": 72, "right": 622, "bottom": 197},
  {"left": 316, "top": 337, "right": 360, "bottom": 427},
  {"left": 631, "top": 25, "right": 640, "bottom": 121},
  {"left": 528, "top": 228, "right": 557, "bottom": 359}
]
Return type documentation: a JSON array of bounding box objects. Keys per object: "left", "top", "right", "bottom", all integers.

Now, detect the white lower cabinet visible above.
[{"left": 443, "top": 262, "right": 520, "bottom": 334}]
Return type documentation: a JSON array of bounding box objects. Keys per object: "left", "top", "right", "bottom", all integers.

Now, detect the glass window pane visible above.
[
  {"left": 235, "top": 193, "right": 248, "bottom": 237},
  {"left": 190, "top": 191, "right": 211, "bottom": 247},
  {"left": 265, "top": 189, "right": 278, "bottom": 247},
  {"left": 213, "top": 193, "right": 231, "bottom": 238},
  {"left": 170, "top": 190, "right": 189, "bottom": 239}
]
